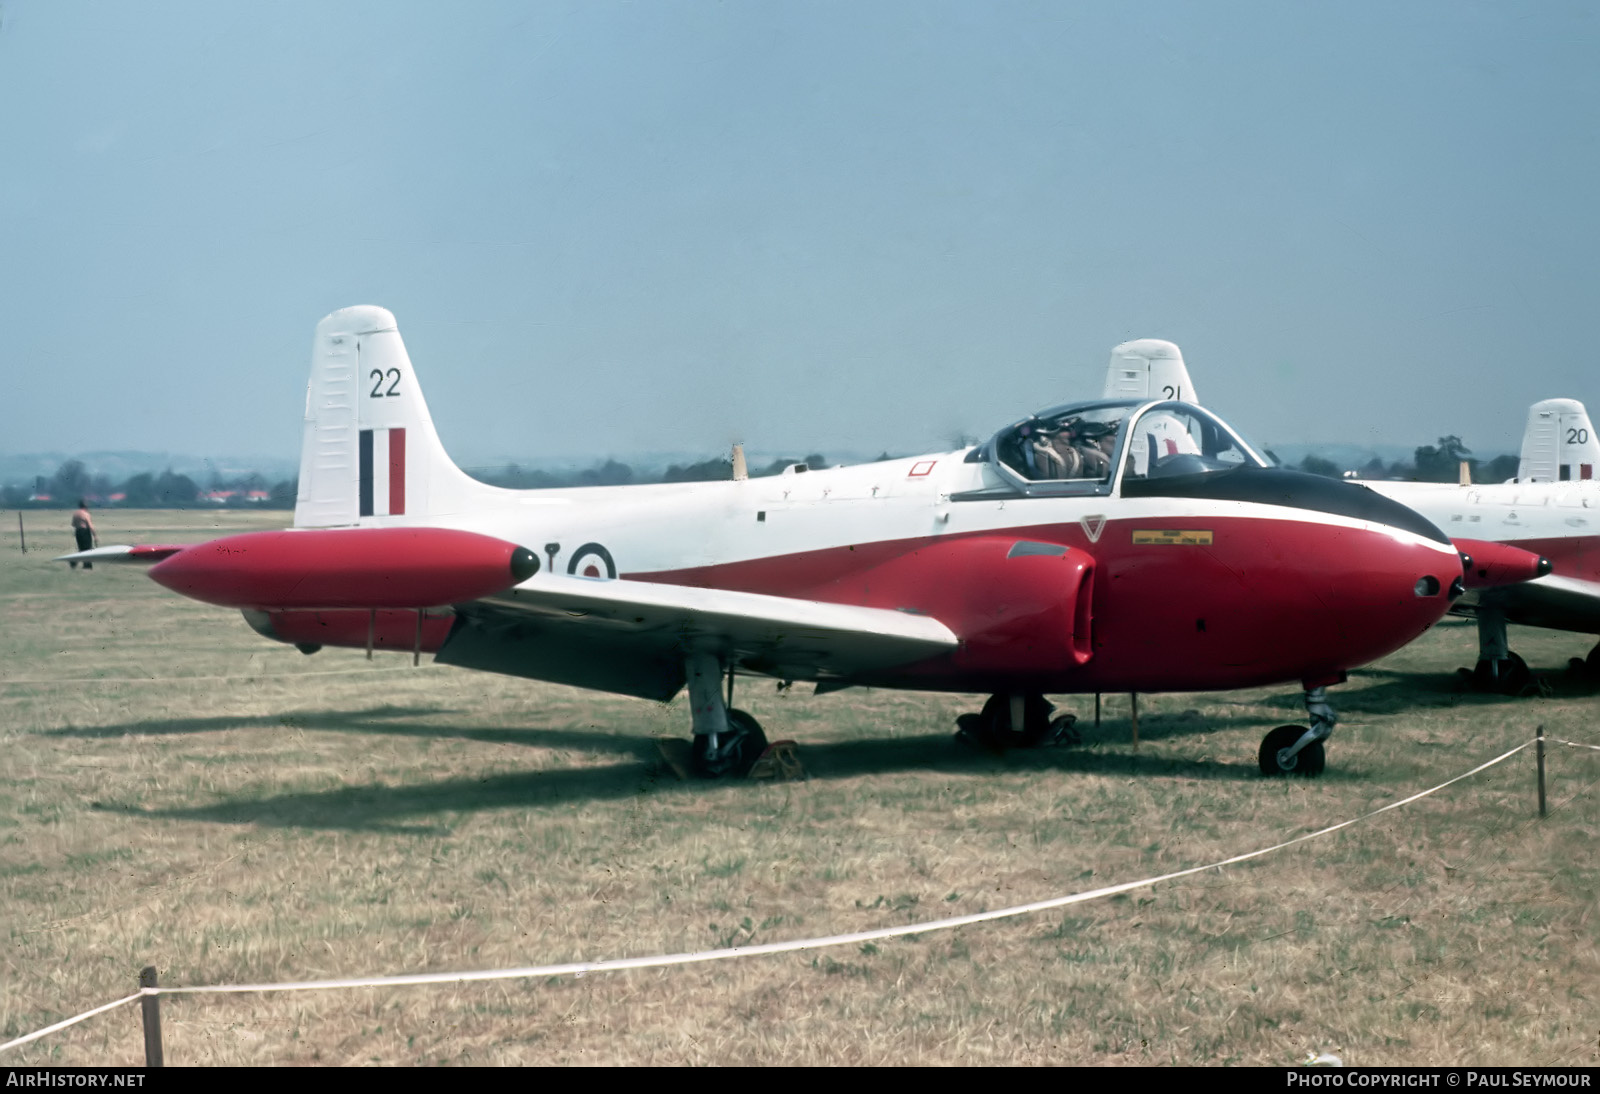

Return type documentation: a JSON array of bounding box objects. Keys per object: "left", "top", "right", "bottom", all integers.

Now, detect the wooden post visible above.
[
  {"left": 413, "top": 610, "right": 423, "bottom": 667},
  {"left": 17, "top": 512, "right": 24, "bottom": 553},
  {"left": 1129, "top": 693, "right": 1139, "bottom": 750},
  {"left": 139, "top": 966, "right": 164, "bottom": 1067},
  {"left": 1536, "top": 724, "right": 1547, "bottom": 819},
  {"left": 1094, "top": 693, "right": 1101, "bottom": 731},
  {"left": 366, "top": 609, "right": 375, "bottom": 660}
]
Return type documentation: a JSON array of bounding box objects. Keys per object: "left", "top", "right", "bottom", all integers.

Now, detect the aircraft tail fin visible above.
[
  {"left": 1101, "top": 339, "right": 1199, "bottom": 405},
  {"left": 294, "top": 306, "right": 491, "bottom": 528},
  {"left": 1516, "top": 397, "right": 1598, "bottom": 483}
]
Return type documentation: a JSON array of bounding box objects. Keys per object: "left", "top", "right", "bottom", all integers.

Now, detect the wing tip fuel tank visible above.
[{"left": 148, "top": 527, "right": 539, "bottom": 610}]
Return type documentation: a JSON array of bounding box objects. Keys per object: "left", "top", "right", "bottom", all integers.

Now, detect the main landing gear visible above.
[
  {"left": 1465, "top": 607, "right": 1535, "bottom": 695},
  {"left": 685, "top": 651, "right": 768, "bottom": 779},
  {"left": 1258, "top": 686, "right": 1335, "bottom": 777},
  {"left": 955, "top": 692, "right": 1080, "bottom": 751},
  {"left": 1568, "top": 641, "right": 1600, "bottom": 682}
]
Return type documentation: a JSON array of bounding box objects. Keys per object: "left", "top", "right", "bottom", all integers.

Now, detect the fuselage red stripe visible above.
[{"left": 389, "top": 428, "right": 406, "bottom": 516}]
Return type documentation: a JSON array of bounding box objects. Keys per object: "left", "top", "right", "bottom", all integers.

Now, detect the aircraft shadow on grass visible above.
[
  {"left": 1339, "top": 664, "right": 1599, "bottom": 714},
  {"left": 38, "top": 704, "right": 660, "bottom": 758},
  {"left": 116, "top": 718, "right": 1267, "bottom": 833}
]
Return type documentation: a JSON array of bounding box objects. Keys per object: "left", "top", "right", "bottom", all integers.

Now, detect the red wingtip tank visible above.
[
  {"left": 1453, "top": 538, "right": 1554, "bottom": 590},
  {"left": 148, "top": 527, "right": 539, "bottom": 610}
]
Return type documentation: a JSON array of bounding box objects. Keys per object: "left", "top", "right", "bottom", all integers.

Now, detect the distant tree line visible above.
[
  {"left": 1287, "top": 436, "right": 1519, "bottom": 483},
  {"left": 0, "top": 459, "right": 297, "bottom": 509},
  {"left": 1, "top": 452, "right": 841, "bottom": 509}
]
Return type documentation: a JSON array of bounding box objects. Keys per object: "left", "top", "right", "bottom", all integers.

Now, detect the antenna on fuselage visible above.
[{"left": 731, "top": 443, "right": 749, "bottom": 482}]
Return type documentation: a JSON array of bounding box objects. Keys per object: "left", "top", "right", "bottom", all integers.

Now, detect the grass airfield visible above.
[{"left": 0, "top": 510, "right": 1596, "bottom": 1066}]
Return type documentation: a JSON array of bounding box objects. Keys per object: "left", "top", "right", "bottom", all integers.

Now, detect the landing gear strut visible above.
[
  {"left": 685, "top": 651, "right": 767, "bottom": 778},
  {"left": 956, "top": 692, "right": 1079, "bottom": 750},
  {"left": 1468, "top": 607, "right": 1533, "bottom": 695},
  {"left": 1258, "top": 686, "right": 1335, "bottom": 777}
]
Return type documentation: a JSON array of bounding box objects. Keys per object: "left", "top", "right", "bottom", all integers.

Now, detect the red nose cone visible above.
[{"left": 149, "top": 527, "right": 538, "bottom": 610}]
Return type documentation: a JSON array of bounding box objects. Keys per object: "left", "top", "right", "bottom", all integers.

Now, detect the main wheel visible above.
[
  {"left": 1472, "top": 651, "right": 1531, "bottom": 695},
  {"left": 1043, "top": 713, "right": 1082, "bottom": 747},
  {"left": 690, "top": 708, "right": 769, "bottom": 779},
  {"left": 958, "top": 693, "right": 1056, "bottom": 750},
  {"left": 1259, "top": 724, "right": 1326, "bottom": 777}
]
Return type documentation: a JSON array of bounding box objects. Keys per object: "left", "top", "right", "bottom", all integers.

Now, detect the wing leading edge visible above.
[
  {"left": 1478, "top": 573, "right": 1600, "bottom": 634},
  {"left": 436, "top": 574, "right": 960, "bottom": 701},
  {"left": 53, "top": 545, "right": 187, "bottom": 564}
]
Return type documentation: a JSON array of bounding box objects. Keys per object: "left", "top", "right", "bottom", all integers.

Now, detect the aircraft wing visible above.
[
  {"left": 53, "top": 544, "right": 187, "bottom": 564},
  {"left": 1478, "top": 573, "right": 1600, "bottom": 635},
  {"left": 436, "top": 574, "right": 960, "bottom": 701}
]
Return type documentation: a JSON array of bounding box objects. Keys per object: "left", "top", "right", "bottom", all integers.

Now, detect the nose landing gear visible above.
[{"left": 1258, "top": 685, "right": 1335, "bottom": 777}]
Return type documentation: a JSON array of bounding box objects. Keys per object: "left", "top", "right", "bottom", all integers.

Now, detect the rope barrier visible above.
[
  {"left": 0, "top": 993, "right": 143, "bottom": 1054},
  {"left": 0, "top": 738, "right": 1538, "bottom": 1055}
]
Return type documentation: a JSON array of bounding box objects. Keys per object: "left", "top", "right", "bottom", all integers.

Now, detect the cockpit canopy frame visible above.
[{"left": 970, "top": 398, "right": 1271, "bottom": 498}]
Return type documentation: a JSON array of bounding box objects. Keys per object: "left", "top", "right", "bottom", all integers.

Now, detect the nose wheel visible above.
[
  {"left": 1259, "top": 686, "right": 1335, "bottom": 777},
  {"left": 1258, "top": 724, "right": 1326, "bottom": 776}
]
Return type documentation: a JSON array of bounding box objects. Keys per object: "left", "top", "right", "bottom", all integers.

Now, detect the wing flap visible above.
[{"left": 436, "top": 574, "right": 959, "bottom": 697}]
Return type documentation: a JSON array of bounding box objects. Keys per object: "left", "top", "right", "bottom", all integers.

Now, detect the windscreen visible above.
[{"left": 1120, "top": 401, "right": 1264, "bottom": 480}]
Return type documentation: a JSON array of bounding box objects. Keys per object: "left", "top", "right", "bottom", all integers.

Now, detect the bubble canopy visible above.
[{"left": 975, "top": 398, "right": 1272, "bottom": 496}]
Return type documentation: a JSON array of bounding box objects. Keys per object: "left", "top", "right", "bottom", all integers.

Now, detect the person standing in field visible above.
[{"left": 69, "top": 499, "right": 97, "bottom": 570}]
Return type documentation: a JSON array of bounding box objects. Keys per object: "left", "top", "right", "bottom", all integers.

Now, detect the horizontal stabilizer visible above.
[{"left": 53, "top": 544, "right": 187, "bottom": 564}]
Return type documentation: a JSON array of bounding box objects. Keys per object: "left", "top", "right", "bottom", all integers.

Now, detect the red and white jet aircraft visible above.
[
  {"left": 1357, "top": 398, "right": 1600, "bottom": 692},
  {"left": 64, "top": 308, "right": 1515, "bottom": 778},
  {"left": 1146, "top": 343, "right": 1596, "bottom": 694}
]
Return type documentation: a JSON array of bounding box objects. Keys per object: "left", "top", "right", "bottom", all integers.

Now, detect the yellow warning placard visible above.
[{"left": 1132, "top": 530, "right": 1213, "bottom": 545}]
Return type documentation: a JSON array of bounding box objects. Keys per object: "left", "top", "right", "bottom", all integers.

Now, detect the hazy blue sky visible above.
[{"left": 1, "top": 1, "right": 1595, "bottom": 466}]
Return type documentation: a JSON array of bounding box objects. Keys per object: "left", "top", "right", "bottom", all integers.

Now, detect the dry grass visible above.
[{"left": 1, "top": 510, "right": 1596, "bottom": 1065}]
